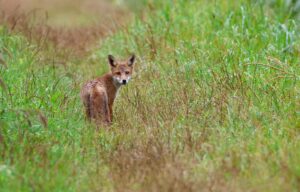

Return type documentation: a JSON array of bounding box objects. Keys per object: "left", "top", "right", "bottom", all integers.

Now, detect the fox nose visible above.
[{"left": 122, "top": 80, "right": 127, "bottom": 85}]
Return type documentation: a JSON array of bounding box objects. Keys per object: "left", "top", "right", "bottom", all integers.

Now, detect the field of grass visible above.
[{"left": 0, "top": 0, "right": 300, "bottom": 191}]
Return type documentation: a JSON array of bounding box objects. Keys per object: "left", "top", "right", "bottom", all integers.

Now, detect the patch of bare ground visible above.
[{"left": 0, "top": 0, "right": 130, "bottom": 56}]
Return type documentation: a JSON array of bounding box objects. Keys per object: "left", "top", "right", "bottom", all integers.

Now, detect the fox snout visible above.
[
  {"left": 121, "top": 75, "right": 131, "bottom": 85},
  {"left": 113, "top": 76, "right": 131, "bottom": 85}
]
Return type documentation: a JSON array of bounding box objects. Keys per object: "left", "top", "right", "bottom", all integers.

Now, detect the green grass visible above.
[{"left": 0, "top": 0, "right": 300, "bottom": 191}]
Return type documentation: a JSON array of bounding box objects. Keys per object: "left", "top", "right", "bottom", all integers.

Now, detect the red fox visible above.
[{"left": 81, "top": 54, "right": 136, "bottom": 125}]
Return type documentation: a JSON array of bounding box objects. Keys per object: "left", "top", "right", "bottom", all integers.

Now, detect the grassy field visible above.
[{"left": 0, "top": 0, "right": 300, "bottom": 191}]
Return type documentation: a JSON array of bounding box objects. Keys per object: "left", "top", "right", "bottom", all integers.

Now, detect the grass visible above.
[
  {"left": 0, "top": 0, "right": 300, "bottom": 191},
  {"left": 0, "top": 0, "right": 129, "bottom": 55}
]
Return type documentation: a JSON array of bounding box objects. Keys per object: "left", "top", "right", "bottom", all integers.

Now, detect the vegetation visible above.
[{"left": 0, "top": 0, "right": 299, "bottom": 191}]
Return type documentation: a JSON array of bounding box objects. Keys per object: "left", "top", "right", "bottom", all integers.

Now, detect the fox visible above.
[{"left": 80, "top": 54, "right": 136, "bottom": 125}]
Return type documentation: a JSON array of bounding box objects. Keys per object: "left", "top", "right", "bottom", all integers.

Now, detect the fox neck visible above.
[
  {"left": 100, "top": 73, "right": 121, "bottom": 106},
  {"left": 112, "top": 76, "right": 122, "bottom": 89},
  {"left": 105, "top": 73, "right": 122, "bottom": 91}
]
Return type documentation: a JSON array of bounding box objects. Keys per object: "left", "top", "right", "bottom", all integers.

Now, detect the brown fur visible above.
[{"left": 81, "top": 54, "right": 135, "bottom": 125}]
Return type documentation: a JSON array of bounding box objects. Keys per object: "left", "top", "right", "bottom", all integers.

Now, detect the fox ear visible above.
[
  {"left": 108, "top": 55, "right": 116, "bottom": 67},
  {"left": 128, "top": 54, "right": 136, "bottom": 66}
]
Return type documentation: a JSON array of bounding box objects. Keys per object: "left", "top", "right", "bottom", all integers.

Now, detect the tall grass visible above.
[{"left": 0, "top": 0, "right": 299, "bottom": 191}]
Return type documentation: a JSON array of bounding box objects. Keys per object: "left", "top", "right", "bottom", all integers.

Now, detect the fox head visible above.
[{"left": 108, "top": 54, "right": 136, "bottom": 85}]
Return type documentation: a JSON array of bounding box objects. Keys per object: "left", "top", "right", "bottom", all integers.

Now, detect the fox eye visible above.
[
  {"left": 125, "top": 71, "right": 130, "bottom": 75},
  {"left": 115, "top": 72, "right": 121, "bottom": 75}
]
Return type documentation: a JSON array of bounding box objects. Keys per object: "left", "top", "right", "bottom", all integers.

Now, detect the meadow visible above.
[{"left": 0, "top": 0, "right": 299, "bottom": 191}]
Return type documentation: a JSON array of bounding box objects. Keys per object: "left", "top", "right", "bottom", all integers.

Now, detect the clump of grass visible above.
[{"left": 0, "top": 0, "right": 299, "bottom": 191}]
